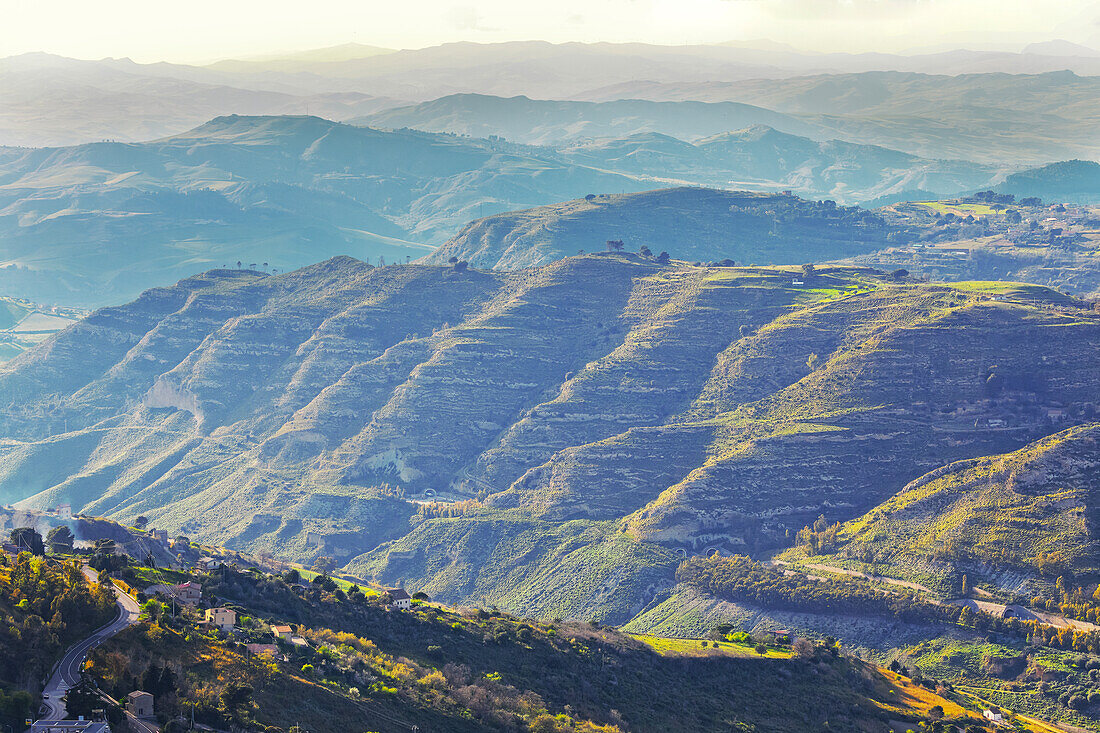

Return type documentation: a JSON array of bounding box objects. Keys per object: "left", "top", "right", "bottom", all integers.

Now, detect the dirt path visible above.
[{"left": 773, "top": 560, "right": 935, "bottom": 594}]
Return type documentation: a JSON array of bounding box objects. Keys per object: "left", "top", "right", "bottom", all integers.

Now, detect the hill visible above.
[
  {"left": 356, "top": 94, "right": 821, "bottom": 145},
  {"left": 424, "top": 188, "right": 911, "bottom": 270},
  {"left": 0, "top": 53, "right": 402, "bottom": 147},
  {"left": 995, "top": 160, "right": 1100, "bottom": 204},
  {"left": 780, "top": 423, "right": 1100, "bottom": 595},
  {"left": 0, "top": 115, "right": 645, "bottom": 306},
  {"left": 562, "top": 127, "right": 997, "bottom": 203},
  {"left": 74, "top": 559, "right": 971, "bottom": 733},
  {"left": 4, "top": 256, "right": 1100, "bottom": 626},
  {"left": 577, "top": 71, "right": 1100, "bottom": 164}
]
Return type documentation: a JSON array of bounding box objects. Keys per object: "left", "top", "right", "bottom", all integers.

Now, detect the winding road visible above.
[{"left": 39, "top": 566, "right": 142, "bottom": 720}]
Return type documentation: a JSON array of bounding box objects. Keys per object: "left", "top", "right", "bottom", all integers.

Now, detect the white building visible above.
[{"left": 387, "top": 588, "right": 412, "bottom": 610}]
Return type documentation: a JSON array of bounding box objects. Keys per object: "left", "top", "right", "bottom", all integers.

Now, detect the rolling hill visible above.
[
  {"left": 995, "top": 159, "right": 1100, "bottom": 204},
  {"left": 0, "top": 115, "right": 646, "bottom": 306},
  {"left": 424, "top": 188, "right": 912, "bottom": 270},
  {"left": 3, "top": 255, "right": 1100, "bottom": 624},
  {"left": 356, "top": 94, "right": 822, "bottom": 145},
  {"left": 577, "top": 71, "right": 1100, "bottom": 164}
]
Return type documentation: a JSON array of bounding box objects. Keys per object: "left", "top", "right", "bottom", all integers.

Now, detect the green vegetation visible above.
[
  {"left": 677, "top": 555, "right": 960, "bottom": 626},
  {"left": 86, "top": 563, "right": 966, "bottom": 732},
  {"left": 0, "top": 552, "right": 117, "bottom": 730}
]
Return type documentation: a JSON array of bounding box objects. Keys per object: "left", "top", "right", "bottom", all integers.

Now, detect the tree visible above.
[
  {"left": 792, "top": 637, "right": 815, "bottom": 658},
  {"left": 10, "top": 527, "right": 44, "bottom": 556},
  {"left": 236, "top": 261, "right": 242, "bottom": 269},
  {"left": 754, "top": 643, "right": 767, "bottom": 655},
  {"left": 890, "top": 268, "right": 909, "bottom": 280},
  {"left": 134, "top": 516, "right": 148, "bottom": 529},
  {"left": 283, "top": 568, "right": 301, "bottom": 584},
  {"left": 638, "top": 245, "right": 652, "bottom": 257},
  {"left": 584, "top": 194, "right": 596, "bottom": 202},
  {"left": 606, "top": 240, "right": 625, "bottom": 251},
  {"left": 801, "top": 263, "right": 816, "bottom": 278},
  {"left": 454, "top": 260, "right": 469, "bottom": 272},
  {"left": 448, "top": 256, "right": 459, "bottom": 264},
  {"left": 311, "top": 556, "right": 336, "bottom": 574},
  {"left": 806, "top": 352, "right": 821, "bottom": 371},
  {"left": 46, "top": 525, "right": 75, "bottom": 554},
  {"left": 656, "top": 251, "right": 671, "bottom": 265},
  {"left": 961, "top": 573, "right": 970, "bottom": 596}
]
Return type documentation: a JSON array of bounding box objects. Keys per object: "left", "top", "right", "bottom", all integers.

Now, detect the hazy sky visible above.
[{"left": 2, "top": 0, "right": 1099, "bottom": 63}]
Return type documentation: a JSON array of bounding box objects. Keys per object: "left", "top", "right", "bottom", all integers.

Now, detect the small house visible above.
[
  {"left": 386, "top": 587, "right": 412, "bottom": 610},
  {"left": 175, "top": 581, "right": 202, "bottom": 604},
  {"left": 127, "top": 690, "right": 154, "bottom": 717},
  {"left": 983, "top": 708, "right": 1004, "bottom": 723},
  {"left": 196, "top": 556, "right": 222, "bottom": 572},
  {"left": 204, "top": 607, "right": 236, "bottom": 631},
  {"left": 151, "top": 528, "right": 168, "bottom": 543},
  {"left": 271, "top": 624, "right": 293, "bottom": 639},
  {"left": 56, "top": 503, "right": 72, "bottom": 520}
]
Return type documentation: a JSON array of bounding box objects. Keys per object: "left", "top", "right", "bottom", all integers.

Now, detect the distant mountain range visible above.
[
  {"left": 4, "top": 40, "right": 1100, "bottom": 155},
  {"left": 0, "top": 115, "right": 646, "bottom": 306},
  {"left": 576, "top": 71, "right": 1100, "bottom": 164},
  {"left": 355, "top": 94, "right": 823, "bottom": 144},
  {"left": 2, "top": 110, "right": 1094, "bottom": 308}
]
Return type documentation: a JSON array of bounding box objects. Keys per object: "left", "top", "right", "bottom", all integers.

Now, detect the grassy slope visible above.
[
  {"left": 91, "top": 564, "right": 975, "bottom": 733},
  {"left": 779, "top": 423, "right": 1100, "bottom": 594}
]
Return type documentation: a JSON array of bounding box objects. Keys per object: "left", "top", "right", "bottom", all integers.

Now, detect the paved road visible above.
[{"left": 40, "top": 566, "right": 142, "bottom": 720}]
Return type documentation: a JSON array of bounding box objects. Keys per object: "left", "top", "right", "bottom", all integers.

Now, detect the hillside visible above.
[
  {"left": 0, "top": 53, "right": 402, "bottom": 147},
  {"left": 0, "top": 115, "right": 645, "bottom": 306},
  {"left": 996, "top": 160, "right": 1100, "bottom": 204},
  {"left": 425, "top": 188, "right": 912, "bottom": 270},
  {"left": 578, "top": 71, "right": 1100, "bottom": 164},
  {"left": 3, "top": 256, "right": 1100, "bottom": 626},
  {"left": 564, "top": 128, "right": 996, "bottom": 204},
  {"left": 77, "top": 560, "right": 972, "bottom": 733},
  {"left": 356, "top": 94, "right": 822, "bottom": 144},
  {"left": 783, "top": 423, "right": 1100, "bottom": 594}
]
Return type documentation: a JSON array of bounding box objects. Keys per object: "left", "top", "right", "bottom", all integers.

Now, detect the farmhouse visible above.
[
  {"left": 387, "top": 587, "right": 412, "bottom": 610},
  {"left": 204, "top": 607, "right": 236, "bottom": 631}
]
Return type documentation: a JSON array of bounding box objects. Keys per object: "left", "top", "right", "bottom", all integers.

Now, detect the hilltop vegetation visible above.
[{"left": 425, "top": 188, "right": 910, "bottom": 270}]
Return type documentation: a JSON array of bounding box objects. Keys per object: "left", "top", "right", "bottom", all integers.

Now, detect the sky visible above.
[{"left": 1, "top": 0, "right": 1098, "bottom": 63}]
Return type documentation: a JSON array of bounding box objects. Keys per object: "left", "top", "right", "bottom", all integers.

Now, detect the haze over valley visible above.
[{"left": 6, "top": 5, "right": 1100, "bottom": 731}]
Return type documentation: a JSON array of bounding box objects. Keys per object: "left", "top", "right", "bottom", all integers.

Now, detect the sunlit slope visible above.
[
  {"left": 787, "top": 423, "right": 1100, "bottom": 591},
  {"left": 2, "top": 258, "right": 1100, "bottom": 619}
]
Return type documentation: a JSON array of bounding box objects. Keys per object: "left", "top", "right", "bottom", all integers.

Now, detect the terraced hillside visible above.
[
  {"left": 3, "top": 255, "right": 1100, "bottom": 622},
  {"left": 426, "top": 188, "right": 912, "bottom": 270},
  {"left": 786, "top": 423, "right": 1100, "bottom": 594}
]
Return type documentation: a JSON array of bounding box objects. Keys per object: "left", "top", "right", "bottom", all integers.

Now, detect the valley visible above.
[{"left": 5, "top": 23, "right": 1100, "bottom": 733}]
